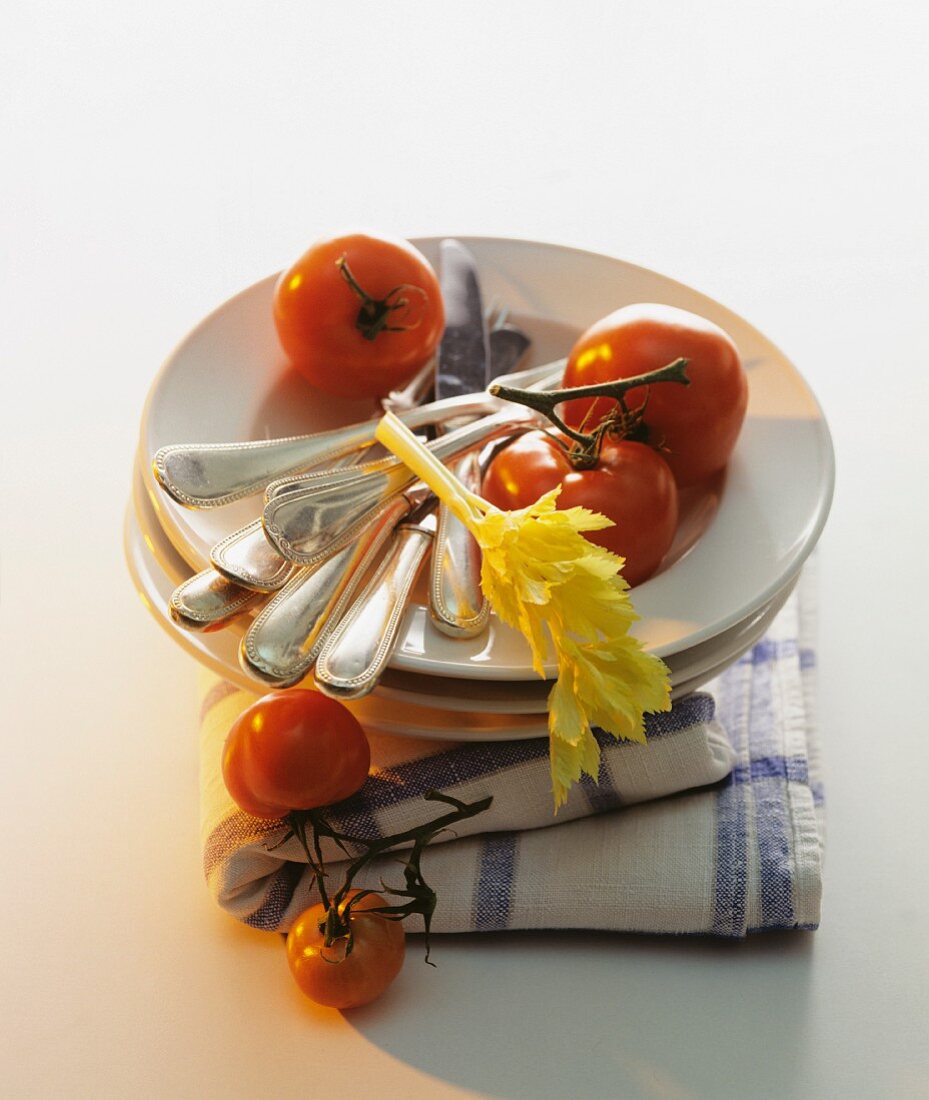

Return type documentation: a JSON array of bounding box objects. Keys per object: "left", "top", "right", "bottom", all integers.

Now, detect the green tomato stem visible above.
[
  {"left": 282, "top": 791, "right": 493, "bottom": 959},
  {"left": 336, "top": 256, "right": 426, "bottom": 341},
  {"left": 489, "top": 356, "right": 690, "bottom": 460}
]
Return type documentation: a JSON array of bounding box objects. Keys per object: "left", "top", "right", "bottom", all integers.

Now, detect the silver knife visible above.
[{"left": 429, "top": 240, "right": 491, "bottom": 638}]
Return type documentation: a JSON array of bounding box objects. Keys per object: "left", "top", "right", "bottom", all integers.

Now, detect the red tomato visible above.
[
  {"left": 561, "top": 303, "right": 747, "bottom": 486},
  {"left": 482, "top": 431, "right": 678, "bottom": 587},
  {"left": 222, "top": 690, "right": 370, "bottom": 819},
  {"left": 286, "top": 890, "right": 406, "bottom": 1009},
  {"left": 273, "top": 233, "right": 444, "bottom": 399}
]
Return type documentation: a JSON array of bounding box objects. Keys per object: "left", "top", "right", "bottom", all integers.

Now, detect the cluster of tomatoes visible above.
[
  {"left": 274, "top": 233, "right": 748, "bottom": 588},
  {"left": 483, "top": 302, "right": 747, "bottom": 585},
  {"left": 223, "top": 690, "right": 405, "bottom": 1010}
]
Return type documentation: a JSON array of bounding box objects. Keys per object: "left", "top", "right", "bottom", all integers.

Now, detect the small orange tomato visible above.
[
  {"left": 286, "top": 891, "right": 406, "bottom": 1009},
  {"left": 482, "top": 431, "right": 678, "bottom": 587},
  {"left": 273, "top": 233, "right": 444, "bottom": 399},
  {"left": 222, "top": 690, "right": 370, "bottom": 819}
]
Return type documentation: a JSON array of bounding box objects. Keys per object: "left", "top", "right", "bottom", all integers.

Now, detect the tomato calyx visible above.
[
  {"left": 282, "top": 789, "right": 492, "bottom": 963},
  {"left": 491, "top": 357, "right": 690, "bottom": 469},
  {"left": 336, "top": 255, "right": 429, "bottom": 341}
]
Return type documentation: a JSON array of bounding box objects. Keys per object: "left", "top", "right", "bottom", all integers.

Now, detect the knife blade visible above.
[
  {"left": 430, "top": 241, "right": 491, "bottom": 638},
  {"left": 435, "top": 239, "right": 492, "bottom": 400}
]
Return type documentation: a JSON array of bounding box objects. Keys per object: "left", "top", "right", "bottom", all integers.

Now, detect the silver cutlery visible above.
[
  {"left": 154, "top": 268, "right": 550, "bottom": 686},
  {"left": 239, "top": 491, "right": 418, "bottom": 686},
  {"left": 208, "top": 451, "right": 364, "bottom": 592},
  {"left": 429, "top": 450, "right": 488, "bottom": 637},
  {"left": 169, "top": 568, "right": 264, "bottom": 631},
  {"left": 314, "top": 497, "right": 439, "bottom": 700},
  {"left": 380, "top": 358, "right": 437, "bottom": 413},
  {"left": 487, "top": 323, "right": 531, "bottom": 377},
  {"left": 260, "top": 389, "right": 559, "bottom": 568},
  {"left": 209, "top": 518, "right": 294, "bottom": 592},
  {"left": 151, "top": 360, "right": 557, "bottom": 510}
]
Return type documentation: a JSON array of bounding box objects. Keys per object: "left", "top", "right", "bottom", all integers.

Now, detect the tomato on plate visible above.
[
  {"left": 273, "top": 233, "right": 444, "bottom": 399},
  {"left": 222, "top": 689, "right": 370, "bottom": 819},
  {"left": 286, "top": 890, "right": 406, "bottom": 1009},
  {"left": 482, "top": 430, "right": 678, "bottom": 587},
  {"left": 561, "top": 303, "right": 747, "bottom": 487}
]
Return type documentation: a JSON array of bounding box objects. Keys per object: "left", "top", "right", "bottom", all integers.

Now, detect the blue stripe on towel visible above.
[
  {"left": 581, "top": 750, "right": 623, "bottom": 814},
  {"left": 244, "top": 860, "right": 304, "bottom": 931},
  {"left": 473, "top": 833, "right": 518, "bottom": 931},
  {"left": 730, "top": 755, "right": 810, "bottom": 786},
  {"left": 712, "top": 780, "right": 747, "bottom": 937},
  {"left": 712, "top": 664, "right": 750, "bottom": 937},
  {"left": 203, "top": 811, "right": 280, "bottom": 878},
  {"left": 748, "top": 641, "right": 796, "bottom": 930}
]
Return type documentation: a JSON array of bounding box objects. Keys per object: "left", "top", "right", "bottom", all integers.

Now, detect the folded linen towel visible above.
[{"left": 199, "top": 572, "right": 822, "bottom": 937}]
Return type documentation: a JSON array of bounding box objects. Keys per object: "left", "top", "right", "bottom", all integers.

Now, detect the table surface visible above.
[{"left": 3, "top": 3, "right": 928, "bottom": 1098}]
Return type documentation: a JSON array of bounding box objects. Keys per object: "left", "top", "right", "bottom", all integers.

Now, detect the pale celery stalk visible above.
[{"left": 375, "top": 411, "right": 671, "bottom": 810}]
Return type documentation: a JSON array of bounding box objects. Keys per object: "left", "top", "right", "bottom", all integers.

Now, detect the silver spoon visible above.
[
  {"left": 239, "top": 490, "right": 419, "bottom": 686},
  {"left": 314, "top": 497, "right": 439, "bottom": 700},
  {"left": 209, "top": 451, "right": 364, "bottom": 592},
  {"left": 151, "top": 360, "right": 557, "bottom": 509},
  {"left": 169, "top": 568, "right": 265, "bottom": 631},
  {"left": 209, "top": 518, "right": 294, "bottom": 592}
]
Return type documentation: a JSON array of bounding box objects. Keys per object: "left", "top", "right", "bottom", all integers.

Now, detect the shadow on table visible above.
[{"left": 343, "top": 928, "right": 815, "bottom": 1100}]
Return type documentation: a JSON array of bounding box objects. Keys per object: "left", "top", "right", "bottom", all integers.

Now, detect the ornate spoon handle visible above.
[
  {"left": 314, "top": 506, "right": 437, "bottom": 700},
  {"left": 152, "top": 361, "right": 560, "bottom": 508}
]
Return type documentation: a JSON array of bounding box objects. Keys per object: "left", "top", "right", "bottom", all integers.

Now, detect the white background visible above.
[{"left": 2, "top": 2, "right": 928, "bottom": 1097}]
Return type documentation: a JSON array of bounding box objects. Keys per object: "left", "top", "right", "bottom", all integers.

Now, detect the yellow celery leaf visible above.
[
  {"left": 550, "top": 723, "right": 602, "bottom": 809},
  {"left": 373, "top": 411, "right": 672, "bottom": 810},
  {"left": 559, "top": 636, "right": 670, "bottom": 741},
  {"left": 547, "top": 638, "right": 670, "bottom": 808}
]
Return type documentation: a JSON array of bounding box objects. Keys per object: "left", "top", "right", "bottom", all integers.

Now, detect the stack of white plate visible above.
[{"left": 126, "top": 238, "right": 834, "bottom": 743}]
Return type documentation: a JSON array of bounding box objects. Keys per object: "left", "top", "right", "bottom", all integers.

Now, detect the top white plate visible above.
[{"left": 140, "top": 236, "right": 834, "bottom": 680}]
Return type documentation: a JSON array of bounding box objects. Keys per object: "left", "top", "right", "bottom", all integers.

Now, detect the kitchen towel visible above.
[{"left": 198, "top": 571, "right": 822, "bottom": 937}]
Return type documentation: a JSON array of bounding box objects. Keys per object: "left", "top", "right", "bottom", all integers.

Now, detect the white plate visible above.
[
  {"left": 132, "top": 454, "right": 792, "bottom": 708},
  {"left": 125, "top": 500, "right": 760, "bottom": 740},
  {"left": 139, "top": 236, "right": 834, "bottom": 680}
]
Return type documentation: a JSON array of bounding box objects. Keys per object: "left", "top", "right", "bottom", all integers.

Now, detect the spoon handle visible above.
[
  {"left": 210, "top": 518, "right": 293, "bottom": 592},
  {"left": 151, "top": 361, "right": 560, "bottom": 509},
  {"left": 262, "top": 405, "right": 538, "bottom": 566},
  {"left": 429, "top": 452, "right": 489, "bottom": 638},
  {"left": 209, "top": 452, "right": 363, "bottom": 591},
  {"left": 169, "top": 568, "right": 264, "bottom": 631},
  {"left": 314, "top": 509, "right": 436, "bottom": 700},
  {"left": 240, "top": 496, "right": 409, "bottom": 687}
]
